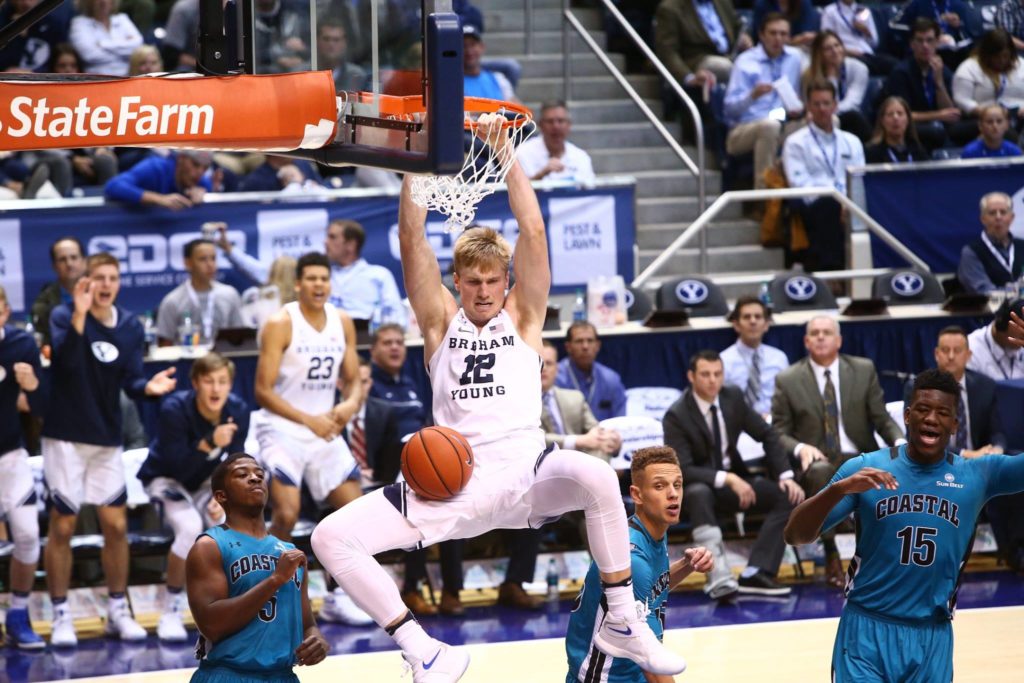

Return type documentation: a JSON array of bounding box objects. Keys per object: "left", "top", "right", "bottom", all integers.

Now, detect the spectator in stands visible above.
[
  {"left": 119, "top": 390, "right": 147, "bottom": 449},
  {"left": 724, "top": 13, "right": 803, "bottom": 190},
  {"left": 720, "top": 296, "right": 789, "bottom": 416},
  {"left": 957, "top": 191, "right": 1024, "bottom": 294},
  {"left": 50, "top": 42, "right": 81, "bottom": 73},
  {"left": 864, "top": 96, "right": 929, "bottom": 162},
  {"left": 663, "top": 350, "right": 799, "bottom": 601},
  {"left": 771, "top": 315, "right": 903, "bottom": 587},
  {"left": 315, "top": 19, "right": 367, "bottom": 92},
  {"left": 161, "top": 0, "right": 198, "bottom": 71},
  {"left": 155, "top": 238, "right": 245, "bottom": 346},
  {"left": 804, "top": 30, "right": 871, "bottom": 141},
  {"left": 896, "top": 0, "right": 978, "bottom": 69},
  {"left": 904, "top": 326, "right": 1005, "bottom": 457},
  {"left": 462, "top": 23, "right": 517, "bottom": 102},
  {"left": 70, "top": 0, "right": 144, "bottom": 76},
  {"left": 967, "top": 298, "right": 1024, "bottom": 380},
  {"left": 885, "top": 18, "right": 972, "bottom": 150},
  {"left": 961, "top": 104, "right": 1023, "bottom": 158},
  {"left": 128, "top": 44, "right": 162, "bottom": 75},
  {"left": 104, "top": 149, "right": 213, "bottom": 209},
  {"left": 239, "top": 155, "right": 324, "bottom": 193},
  {"left": 325, "top": 219, "right": 407, "bottom": 326},
  {"left": 252, "top": 0, "right": 310, "bottom": 73},
  {"left": 781, "top": 79, "right": 864, "bottom": 272},
  {"left": 32, "top": 237, "right": 86, "bottom": 348},
  {"left": 0, "top": 284, "right": 46, "bottom": 649},
  {"left": 136, "top": 352, "right": 248, "bottom": 642},
  {"left": 346, "top": 357, "right": 403, "bottom": 485},
  {"left": 995, "top": 0, "right": 1024, "bottom": 52},
  {"left": 368, "top": 325, "right": 465, "bottom": 617},
  {"left": 42, "top": 252, "right": 177, "bottom": 647},
  {"left": 654, "top": 0, "right": 753, "bottom": 88},
  {"left": 752, "top": 0, "right": 819, "bottom": 50},
  {"left": 953, "top": 29, "right": 1024, "bottom": 128},
  {"left": 0, "top": 0, "right": 70, "bottom": 72},
  {"left": 516, "top": 100, "right": 596, "bottom": 184},
  {"left": 556, "top": 321, "right": 627, "bottom": 422},
  {"left": 820, "top": 0, "right": 895, "bottom": 75}
]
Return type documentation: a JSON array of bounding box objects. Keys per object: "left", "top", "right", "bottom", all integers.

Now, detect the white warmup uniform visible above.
[{"left": 257, "top": 301, "right": 358, "bottom": 502}]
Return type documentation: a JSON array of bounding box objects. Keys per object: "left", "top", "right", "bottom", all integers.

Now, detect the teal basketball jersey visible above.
[
  {"left": 196, "top": 525, "right": 305, "bottom": 675},
  {"left": 565, "top": 516, "right": 670, "bottom": 683},
  {"left": 824, "top": 445, "right": 1024, "bottom": 622}
]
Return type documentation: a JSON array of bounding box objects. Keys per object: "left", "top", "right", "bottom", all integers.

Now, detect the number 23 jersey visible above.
[
  {"left": 823, "top": 445, "right": 1024, "bottom": 622},
  {"left": 428, "top": 308, "right": 544, "bottom": 455}
]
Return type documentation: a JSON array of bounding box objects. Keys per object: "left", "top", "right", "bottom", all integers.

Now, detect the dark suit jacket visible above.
[
  {"left": 663, "top": 385, "right": 789, "bottom": 486},
  {"left": 902, "top": 369, "right": 1006, "bottom": 451},
  {"left": 655, "top": 0, "right": 742, "bottom": 82},
  {"left": 771, "top": 354, "right": 903, "bottom": 455},
  {"left": 346, "top": 397, "right": 404, "bottom": 485}
]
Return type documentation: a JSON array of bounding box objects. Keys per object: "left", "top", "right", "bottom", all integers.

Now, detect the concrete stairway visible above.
[{"left": 474, "top": 0, "right": 784, "bottom": 301}]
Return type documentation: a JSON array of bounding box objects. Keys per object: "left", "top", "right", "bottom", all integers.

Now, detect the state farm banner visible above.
[
  {"left": 3, "top": 183, "right": 635, "bottom": 315},
  {"left": 0, "top": 72, "right": 338, "bottom": 152}
]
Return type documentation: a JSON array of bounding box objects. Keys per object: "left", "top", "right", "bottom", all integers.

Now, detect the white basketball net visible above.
[{"left": 410, "top": 111, "right": 534, "bottom": 232}]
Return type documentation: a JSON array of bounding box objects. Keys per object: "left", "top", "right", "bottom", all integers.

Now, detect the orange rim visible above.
[{"left": 353, "top": 92, "right": 532, "bottom": 129}]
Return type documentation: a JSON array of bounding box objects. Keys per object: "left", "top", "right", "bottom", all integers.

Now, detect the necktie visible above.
[
  {"left": 823, "top": 369, "right": 840, "bottom": 459},
  {"left": 745, "top": 349, "right": 762, "bottom": 409},
  {"left": 955, "top": 387, "right": 968, "bottom": 453},
  {"left": 545, "top": 392, "right": 564, "bottom": 435},
  {"left": 350, "top": 416, "right": 368, "bottom": 470},
  {"left": 709, "top": 405, "right": 724, "bottom": 470}
]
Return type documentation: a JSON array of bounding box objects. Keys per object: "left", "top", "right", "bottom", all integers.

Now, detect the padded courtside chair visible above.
[
  {"left": 768, "top": 271, "right": 838, "bottom": 312},
  {"left": 655, "top": 277, "right": 729, "bottom": 317}
]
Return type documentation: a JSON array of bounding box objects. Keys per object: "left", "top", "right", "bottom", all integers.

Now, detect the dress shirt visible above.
[
  {"left": 782, "top": 121, "right": 866, "bottom": 202},
  {"left": 70, "top": 13, "right": 143, "bottom": 76},
  {"left": 693, "top": 393, "right": 732, "bottom": 488},
  {"left": 957, "top": 377, "right": 973, "bottom": 451},
  {"left": 957, "top": 233, "right": 1024, "bottom": 294},
  {"left": 329, "top": 258, "right": 407, "bottom": 324},
  {"left": 516, "top": 138, "right": 596, "bottom": 184},
  {"left": 820, "top": 1, "right": 878, "bottom": 55},
  {"left": 543, "top": 390, "right": 579, "bottom": 451},
  {"left": 967, "top": 324, "right": 1024, "bottom": 380},
  {"left": 721, "top": 340, "right": 789, "bottom": 415},
  {"left": 723, "top": 44, "right": 804, "bottom": 126},
  {"left": 801, "top": 358, "right": 858, "bottom": 456},
  {"left": 555, "top": 358, "right": 627, "bottom": 422},
  {"left": 695, "top": 0, "right": 730, "bottom": 55}
]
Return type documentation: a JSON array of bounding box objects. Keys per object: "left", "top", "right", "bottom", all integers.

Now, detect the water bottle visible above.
[
  {"left": 179, "top": 312, "right": 196, "bottom": 347},
  {"left": 759, "top": 281, "right": 773, "bottom": 308},
  {"left": 545, "top": 557, "right": 560, "bottom": 603},
  {"left": 143, "top": 311, "right": 156, "bottom": 354},
  {"left": 1005, "top": 280, "right": 1017, "bottom": 304},
  {"left": 572, "top": 289, "right": 587, "bottom": 322}
]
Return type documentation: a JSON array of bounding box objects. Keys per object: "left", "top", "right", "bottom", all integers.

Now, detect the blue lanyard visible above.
[
  {"left": 931, "top": 0, "right": 949, "bottom": 31},
  {"left": 923, "top": 69, "right": 937, "bottom": 108},
  {"left": 837, "top": 3, "right": 858, "bottom": 31},
  {"left": 886, "top": 146, "right": 916, "bottom": 162},
  {"left": 997, "top": 74, "right": 1008, "bottom": 101},
  {"left": 765, "top": 55, "right": 782, "bottom": 82},
  {"left": 809, "top": 127, "right": 839, "bottom": 180},
  {"left": 838, "top": 62, "right": 848, "bottom": 100}
]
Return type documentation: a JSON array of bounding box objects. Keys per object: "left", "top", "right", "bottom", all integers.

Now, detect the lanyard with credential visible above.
[
  {"left": 185, "top": 280, "right": 216, "bottom": 341},
  {"left": 809, "top": 127, "right": 840, "bottom": 185},
  {"left": 984, "top": 333, "right": 1018, "bottom": 380},
  {"left": 566, "top": 364, "right": 598, "bottom": 405},
  {"left": 931, "top": 0, "right": 949, "bottom": 32},
  {"left": 980, "top": 231, "right": 1015, "bottom": 276}
]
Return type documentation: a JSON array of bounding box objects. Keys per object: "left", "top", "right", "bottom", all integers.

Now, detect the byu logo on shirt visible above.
[
  {"left": 784, "top": 276, "right": 817, "bottom": 301},
  {"left": 891, "top": 272, "right": 924, "bottom": 297},
  {"left": 0, "top": 366, "right": 6, "bottom": 383},
  {"left": 675, "top": 279, "right": 709, "bottom": 305},
  {"left": 90, "top": 341, "right": 120, "bottom": 363}
]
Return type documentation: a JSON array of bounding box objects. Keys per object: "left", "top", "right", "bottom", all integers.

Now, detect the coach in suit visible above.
[
  {"left": 542, "top": 342, "right": 622, "bottom": 462},
  {"left": 655, "top": 0, "right": 753, "bottom": 86},
  {"left": 772, "top": 315, "right": 903, "bottom": 586},
  {"left": 664, "top": 350, "right": 801, "bottom": 601}
]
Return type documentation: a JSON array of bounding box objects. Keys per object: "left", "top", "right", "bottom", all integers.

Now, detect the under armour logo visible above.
[
  {"left": 890, "top": 272, "right": 924, "bottom": 297},
  {"left": 675, "top": 279, "right": 709, "bottom": 305},
  {"left": 944, "top": 473, "right": 955, "bottom": 483},
  {"left": 90, "top": 341, "right": 120, "bottom": 363},
  {"left": 784, "top": 276, "right": 817, "bottom": 302}
]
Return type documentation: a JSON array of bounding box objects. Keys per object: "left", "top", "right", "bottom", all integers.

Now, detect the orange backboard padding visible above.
[
  {"left": 0, "top": 71, "right": 338, "bottom": 152},
  {"left": 356, "top": 92, "right": 532, "bottom": 127}
]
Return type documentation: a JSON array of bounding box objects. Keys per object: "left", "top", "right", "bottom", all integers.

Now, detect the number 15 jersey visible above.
[
  {"left": 262, "top": 301, "right": 345, "bottom": 439},
  {"left": 428, "top": 308, "right": 544, "bottom": 456},
  {"left": 823, "top": 445, "right": 1024, "bottom": 622}
]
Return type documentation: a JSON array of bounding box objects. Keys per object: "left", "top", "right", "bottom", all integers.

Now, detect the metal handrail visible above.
[
  {"left": 631, "top": 186, "right": 931, "bottom": 288},
  {"left": 525, "top": 0, "right": 535, "bottom": 54}
]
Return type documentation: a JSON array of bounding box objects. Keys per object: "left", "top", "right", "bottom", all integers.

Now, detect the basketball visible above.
[{"left": 401, "top": 426, "right": 475, "bottom": 501}]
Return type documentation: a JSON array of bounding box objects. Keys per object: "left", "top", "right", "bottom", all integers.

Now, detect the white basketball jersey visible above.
[
  {"left": 263, "top": 301, "right": 346, "bottom": 437},
  {"left": 428, "top": 308, "right": 544, "bottom": 454}
]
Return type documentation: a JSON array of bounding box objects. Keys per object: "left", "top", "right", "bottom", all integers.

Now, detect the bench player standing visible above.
[
  {"left": 0, "top": 284, "right": 45, "bottom": 649},
  {"left": 42, "top": 252, "right": 177, "bottom": 646},
  {"left": 311, "top": 115, "right": 689, "bottom": 681},
  {"left": 254, "top": 251, "right": 371, "bottom": 625}
]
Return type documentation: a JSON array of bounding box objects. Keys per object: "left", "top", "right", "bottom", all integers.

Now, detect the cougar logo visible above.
[
  {"left": 674, "top": 279, "right": 709, "bottom": 305},
  {"left": 784, "top": 276, "right": 817, "bottom": 302},
  {"left": 891, "top": 272, "right": 924, "bottom": 297},
  {"left": 90, "top": 341, "right": 119, "bottom": 363}
]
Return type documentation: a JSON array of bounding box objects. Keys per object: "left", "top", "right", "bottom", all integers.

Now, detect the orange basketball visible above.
[{"left": 401, "top": 426, "right": 475, "bottom": 501}]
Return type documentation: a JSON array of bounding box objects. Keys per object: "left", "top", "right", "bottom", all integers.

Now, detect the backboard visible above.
[{"left": 200, "top": 0, "right": 466, "bottom": 174}]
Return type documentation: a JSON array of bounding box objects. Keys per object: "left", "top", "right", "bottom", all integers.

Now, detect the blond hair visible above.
[
  {"left": 86, "top": 252, "right": 120, "bottom": 274},
  {"left": 452, "top": 227, "right": 512, "bottom": 274},
  {"left": 0, "top": 283, "right": 7, "bottom": 308},
  {"left": 128, "top": 45, "right": 163, "bottom": 77},
  {"left": 268, "top": 254, "right": 297, "bottom": 304}
]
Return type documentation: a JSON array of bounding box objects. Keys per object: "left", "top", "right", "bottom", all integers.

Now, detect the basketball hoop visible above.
[{"left": 369, "top": 94, "right": 534, "bottom": 232}]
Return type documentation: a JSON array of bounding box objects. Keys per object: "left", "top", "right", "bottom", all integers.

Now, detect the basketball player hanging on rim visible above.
[
  {"left": 311, "top": 115, "right": 689, "bottom": 681},
  {"left": 254, "top": 252, "right": 372, "bottom": 626}
]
